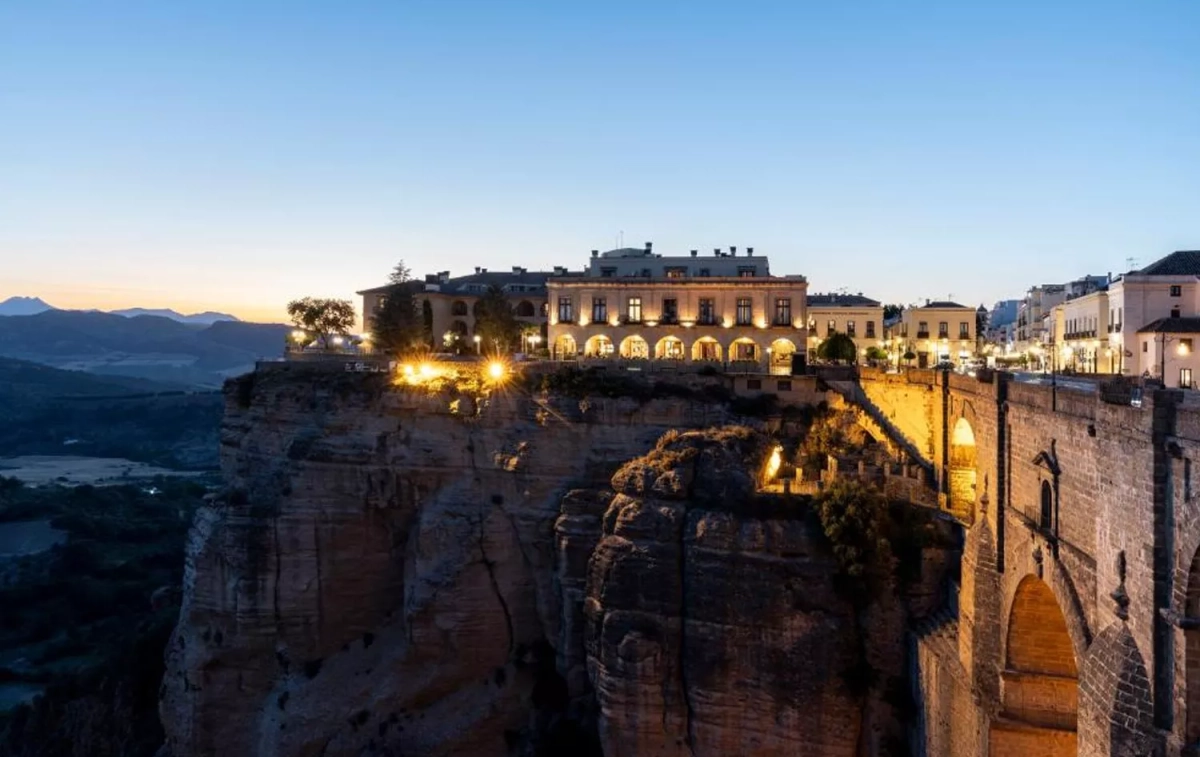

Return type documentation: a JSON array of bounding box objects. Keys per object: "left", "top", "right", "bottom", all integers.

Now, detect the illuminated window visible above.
[
  {"left": 698, "top": 299, "right": 715, "bottom": 325},
  {"left": 557, "top": 297, "right": 573, "bottom": 323},
  {"left": 627, "top": 297, "right": 642, "bottom": 323},
  {"left": 774, "top": 298, "right": 791, "bottom": 325},
  {"left": 736, "top": 298, "right": 753, "bottom": 326},
  {"left": 592, "top": 297, "right": 607, "bottom": 323}
]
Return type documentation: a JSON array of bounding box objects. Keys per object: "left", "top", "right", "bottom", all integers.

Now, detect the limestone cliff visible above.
[
  {"left": 160, "top": 366, "right": 955, "bottom": 757},
  {"left": 160, "top": 367, "right": 737, "bottom": 757}
]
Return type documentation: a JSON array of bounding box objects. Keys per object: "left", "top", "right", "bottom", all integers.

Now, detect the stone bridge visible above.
[{"left": 846, "top": 367, "right": 1200, "bottom": 756}]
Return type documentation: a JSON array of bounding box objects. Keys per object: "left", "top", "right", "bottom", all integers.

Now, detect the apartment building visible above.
[
  {"left": 805, "top": 293, "right": 883, "bottom": 358},
  {"left": 1108, "top": 250, "right": 1200, "bottom": 378},
  {"left": 546, "top": 244, "right": 808, "bottom": 373},
  {"left": 894, "top": 300, "right": 977, "bottom": 368}
]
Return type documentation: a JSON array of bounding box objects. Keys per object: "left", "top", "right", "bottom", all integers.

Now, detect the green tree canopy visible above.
[
  {"left": 473, "top": 286, "right": 521, "bottom": 353},
  {"left": 388, "top": 260, "right": 412, "bottom": 285},
  {"left": 817, "top": 332, "right": 858, "bottom": 363},
  {"left": 864, "top": 345, "right": 888, "bottom": 362},
  {"left": 882, "top": 304, "right": 903, "bottom": 321},
  {"left": 286, "top": 297, "right": 356, "bottom": 349},
  {"left": 370, "top": 284, "right": 426, "bottom": 358}
]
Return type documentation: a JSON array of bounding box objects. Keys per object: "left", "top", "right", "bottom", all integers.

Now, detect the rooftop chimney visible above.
[
  {"left": 690, "top": 249, "right": 698, "bottom": 257},
  {"left": 481, "top": 268, "right": 488, "bottom": 273},
  {"left": 645, "top": 241, "right": 653, "bottom": 254},
  {"left": 439, "top": 271, "right": 450, "bottom": 283},
  {"left": 475, "top": 266, "right": 481, "bottom": 274},
  {"left": 730, "top": 245, "right": 737, "bottom": 256},
  {"left": 512, "top": 266, "right": 522, "bottom": 274},
  {"left": 714, "top": 248, "right": 721, "bottom": 256},
  {"left": 591, "top": 249, "right": 599, "bottom": 258},
  {"left": 747, "top": 247, "right": 754, "bottom": 256},
  {"left": 925, "top": 298, "right": 931, "bottom": 306}
]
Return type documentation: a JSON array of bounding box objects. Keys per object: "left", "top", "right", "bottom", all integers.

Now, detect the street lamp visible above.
[{"left": 473, "top": 334, "right": 481, "bottom": 355}]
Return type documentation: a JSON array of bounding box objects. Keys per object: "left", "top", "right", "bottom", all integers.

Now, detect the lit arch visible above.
[
  {"left": 585, "top": 335, "right": 613, "bottom": 358},
  {"left": 948, "top": 417, "right": 977, "bottom": 520},
  {"left": 692, "top": 337, "right": 722, "bottom": 362},
  {"left": 619, "top": 335, "right": 649, "bottom": 359},
  {"left": 769, "top": 338, "right": 797, "bottom": 375},
  {"left": 554, "top": 334, "right": 577, "bottom": 360},
  {"left": 655, "top": 336, "right": 685, "bottom": 360},
  {"left": 992, "top": 576, "right": 1078, "bottom": 751},
  {"left": 730, "top": 337, "right": 760, "bottom": 362}
]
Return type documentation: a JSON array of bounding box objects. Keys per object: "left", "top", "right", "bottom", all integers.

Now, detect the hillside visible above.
[
  {"left": 0, "top": 310, "right": 289, "bottom": 387},
  {"left": 0, "top": 358, "right": 222, "bottom": 469}
]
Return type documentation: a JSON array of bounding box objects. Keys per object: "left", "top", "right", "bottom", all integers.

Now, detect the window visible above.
[
  {"left": 938, "top": 321, "right": 949, "bottom": 338},
  {"left": 1182, "top": 368, "right": 1194, "bottom": 389},
  {"left": 698, "top": 298, "right": 716, "bottom": 324},
  {"left": 1173, "top": 308, "right": 1182, "bottom": 318},
  {"left": 959, "top": 322, "right": 969, "bottom": 338},
  {"left": 627, "top": 297, "right": 642, "bottom": 323},
  {"left": 1040, "top": 481, "right": 1053, "bottom": 530},
  {"left": 737, "top": 266, "right": 756, "bottom": 277},
  {"left": 827, "top": 319, "right": 836, "bottom": 336},
  {"left": 918, "top": 321, "right": 929, "bottom": 337},
  {"left": 747, "top": 379, "right": 762, "bottom": 390},
  {"left": 846, "top": 320, "right": 856, "bottom": 337},
  {"left": 866, "top": 321, "right": 876, "bottom": 338},
  {"left": 774, "top": 298, "right": 791, "bottom": 325},
  {"left": 777, "top": 380, "right": 792, "bottom": 391},
  {"left": 1172, "top": 285, "right": 1182, "bottom": 297},
  {"left": 901, "top": 323, "right": 909, "bottom": 337},
  {"left": 1143, "top": 341, "right": 1149, "bottom": 353},
  {"left": 557, "top": 297, "right": 574, "bottom": 323},
  {"left": 736, "top": 298, "right": 753, "bottom": 325},
  {"left": 592, "top": 297, "right": 607, "bottom": 323},
  {"left": 699, "top": 268, "right": 711, "bottom": 277},
  {"left": 640, "top": 268, "right": 652, "bottom": 278},
  {"left": 662, "top": 298, "right": 678, "bottom": 323},
  {"left": 665, "top": 267, "right": 687, "bottom": 279},
  {"left": 600, "top": 267, "right": 616, "bottom": 278},
  {"left": 1184, "top": 338, "right": 1195, "bottom": 354}
]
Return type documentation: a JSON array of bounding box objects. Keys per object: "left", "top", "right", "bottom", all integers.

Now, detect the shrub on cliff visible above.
[{"left": 813, "top": 479, "right": 890, "bottom": 585}]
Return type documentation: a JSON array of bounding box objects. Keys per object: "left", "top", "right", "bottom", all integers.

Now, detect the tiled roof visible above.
[
  {"left": 920, "top": 301, "right": 968, "bottom": 309},
  {"left": 806, "top": 294, "right": 880, "bottom": 307},
  {"left": 358, "top": 270, "right": 579, "bottom": 297},
  {"left": 1137, "top": 250, "right": 1200, "bottom": 276},
  {"left": 1138, "top": 317, "right": 1200, "bottom": 334}
]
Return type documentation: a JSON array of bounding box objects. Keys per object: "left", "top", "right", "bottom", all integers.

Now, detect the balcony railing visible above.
[{"left": 916, "top": 331, "right": 930, "bottom": 338}]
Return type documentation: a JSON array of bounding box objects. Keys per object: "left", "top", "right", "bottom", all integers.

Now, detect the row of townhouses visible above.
[
  {"left": 992, "top": 249, "right": 1200, "bottom": 387},
  {"left": 357, "top": 243, "right": 980, "bottom": 373}
]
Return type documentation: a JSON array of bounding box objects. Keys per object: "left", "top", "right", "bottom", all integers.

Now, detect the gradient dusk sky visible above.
[{"left": 2, "top": 1, "right": 1197, "bottom": 323}]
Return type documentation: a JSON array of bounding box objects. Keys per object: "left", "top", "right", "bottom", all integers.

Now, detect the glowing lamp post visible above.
[{"left": 473, "top": 335, "right": 481, "bottom": 355}]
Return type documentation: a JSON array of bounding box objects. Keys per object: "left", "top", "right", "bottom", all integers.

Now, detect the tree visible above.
[
  {"left": 902, "top": 350, "right": 916, "bottom": 366},
  {"left": 883, "top": 304, "right": 903, "bottom": 321},
  {"left": 286, "top": 297, "right": 356, "bottom": 349},
  {"left": 864, "top": 345, "right": 888, "bottom": 362},
  {"left": 817, "top": 332, "right": 858, "bottom": 363},
  {"left": 473, "top": 286, "right": 521, "bottom": 353},
  {"left": 370, "top": 284, "right": 426, "bottom": 357},
  {"left": 388, "top": 260, "right": 412, "bottom": 285},
  {"left": 813, "top": 479, "right": 890, "bottom": 581}
]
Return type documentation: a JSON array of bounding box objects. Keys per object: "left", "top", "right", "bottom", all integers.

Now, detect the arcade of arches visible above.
[{"left": 552, "top": 334, "right": 798, "bottom": 368}]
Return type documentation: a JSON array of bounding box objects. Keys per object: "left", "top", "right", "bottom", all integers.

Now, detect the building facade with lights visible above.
[
  {"left": 805, "top": 293, "right": 884, "bottom": 359},
  {"left": 893, "top": 300, "right": 977, "bottom": 368},
  {"left": 545, "top": 244, "right": 808, "bottom": 373}
]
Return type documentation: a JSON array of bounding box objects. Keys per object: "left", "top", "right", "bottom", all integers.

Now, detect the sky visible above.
[{"left": 1, "top": 1, "right": 1198, "bottom": 323}]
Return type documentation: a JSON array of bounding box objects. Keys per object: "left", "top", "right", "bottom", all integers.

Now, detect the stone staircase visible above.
[{"left": 826, "top": 380, "right": 934, "bottom": 477}]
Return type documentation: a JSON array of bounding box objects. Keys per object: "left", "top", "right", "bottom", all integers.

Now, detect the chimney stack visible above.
[
  {"left": 690, "top": 249, "right": 698, "bottom": 257},
  {"left": 730, "top": 245, "right": 737, "bottom": 256},
  {"left": 747, "top": 247, "right": 754, "bottom": 256},
  {"left": 591, "top": 249, "right": 599, "bottom": 258},
  {"left": 439, "top": 271, "right": 450, "bottom": 283},
  {"left": 645, "top": 241, "right": 653, "bottom": 254},
  {"left": 475, "top": 267, "right": 482, "bottom": 274},
  {"left": 714, "top": 248, "right": 721, "bottom": 256},
  {"left": 512, "top": 266, "right": 522, "bottom": 274},
  {"left": 925, "top": 298, "right": 931, "bottom": 306}
]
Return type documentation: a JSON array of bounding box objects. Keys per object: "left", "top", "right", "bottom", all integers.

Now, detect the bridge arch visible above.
[
  {"left": 948, "top": 416, "right": 977, "bottom": 521},
  {"left": 992, "top": 575, "right": 1079, "bottom": 754}
]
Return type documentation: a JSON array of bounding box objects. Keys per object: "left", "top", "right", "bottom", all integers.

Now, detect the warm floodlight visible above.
[{"left": 487, "top": 361, "right": 506, "bottom": 380}]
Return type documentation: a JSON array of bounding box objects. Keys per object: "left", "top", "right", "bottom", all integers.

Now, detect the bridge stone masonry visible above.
[{"left": 846, "top": 366, "right": 1200, "bottom": 756}]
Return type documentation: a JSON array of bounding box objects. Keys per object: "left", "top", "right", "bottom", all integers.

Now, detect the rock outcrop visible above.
[{"left": 160, "top": 367, "right": 737, "bottom": 757}]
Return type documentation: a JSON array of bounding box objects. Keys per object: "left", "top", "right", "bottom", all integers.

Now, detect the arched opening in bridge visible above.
[
  {"left": 692, "top": 337, "right": 722, "bottom": 362},
  {"left": 553, "top": 335, "right": 577, "bottom": 360},
  {"left": 992, "top": 575, "right": 1078, "bottom": 755},
  {"left": 584, "top": 335, "right": 613, "bottom": 358},
  {"left": 619, "top": 335, "right": 649, "bottom": 359},
  {"left": 948, "top": 417, "right": 977, "bottom": 518},
  {"left": 769, "top": 338, "right": 796, "bottom": 375},
  {"left": 654, "top": 336, "right": 684, "bottom": 360},
  {"left": 1185, "top": 548, "right": 1200, "bottom": 746}
]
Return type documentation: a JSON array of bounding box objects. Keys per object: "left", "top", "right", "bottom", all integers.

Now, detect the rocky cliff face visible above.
[{"left": 161, "top": 367, "right": 951, "bottom": 757}]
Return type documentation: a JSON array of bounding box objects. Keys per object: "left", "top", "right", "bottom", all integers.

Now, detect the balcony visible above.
[
  {"left": 659, "top": 316, "right": 679, "bottom": 326},
  {"left": 917, "top": 331, "right": 930, "bottom": 339},
  {"left": 937, "top": 332, "right": 949, "bottom": 340},
  {"left": 697, "top": 317, "right": 717, "bottom": 326}
]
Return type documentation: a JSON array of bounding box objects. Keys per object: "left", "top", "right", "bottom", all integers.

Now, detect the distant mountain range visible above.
[
  {"left": 0, "top": 309, "right": 289, "bottom": 388},
  {"left": 0, "top": 296, "right": 239, "bottom": 325}
]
